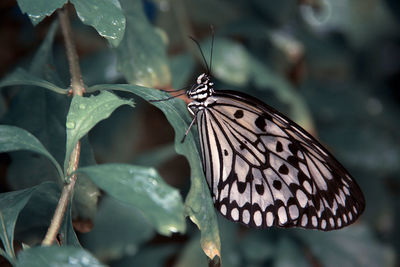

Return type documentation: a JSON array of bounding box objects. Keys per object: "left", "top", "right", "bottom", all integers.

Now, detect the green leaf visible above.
[
  {"left": 29, "top": 20, "right": 60, "bottom": 77},
  {"left": 240, "top": 231, "right": 274, "bottom": 264},
  {"left": 0, "top": 68, "right": 67, "bottom": 95},
  {"left": 11, "top": 182, "right": 79, "bottom": 247},
  {"left": 170, "top": 53, "right": 195, "bottom": 89},
  {"left": 16, "top": 246, "right": 105, "bottom": 267},
  {"left": 274, "top": 237, "right": 309, "bottom": 267},
  {"left": 78, "top": 164, "right": 185, "bottom": 236},
  {"left": 116, "top": 245, "right": 178, "bottom": 267},
  {"left": 80, "top": 196, "right": 155, "bottom": 261},
  {"left": 16, "top": 0, "right": 67, "bottom": 25},
  {"left": 115, "top": 0, "right": 171, "bottom": 88},
  {"left": 64, "top": 90, "right": 134, "bottom": 174},
  {"left": 175, "top": 234, "right": 208, "bottom": 267},
  {"left": 87, "top": 83, "right": 221, "bottom": 260},
  {"left": 70, "top": 0, "right": 126, "bottom": 47},
  {"left": 0, "top": 125, "right": 63, "bottom": 180},
  {"left": 296, "top": 225, "right": 395, "bottom": 267},
  {"left": 0, "top": 182, "right": 59, "bottom": 258},
  {"left": 201, "top": 38, "right": 251, "bottom": 86},
  {"left": 132, "top": 143, "right": 176, "bottom": 167}
]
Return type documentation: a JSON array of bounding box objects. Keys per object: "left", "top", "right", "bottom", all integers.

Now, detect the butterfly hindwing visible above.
[{"left": 195, "top": 90, "right": 365, "bottom": 230}]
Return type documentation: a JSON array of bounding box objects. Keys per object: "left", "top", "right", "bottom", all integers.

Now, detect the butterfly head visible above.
[{"left": 187, "top": 73, "right": 214, "bottom": 102}]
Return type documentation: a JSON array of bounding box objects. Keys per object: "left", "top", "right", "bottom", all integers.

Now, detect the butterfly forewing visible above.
[{"left": 192, "top": 90, "right": 365, "bottom": 230}]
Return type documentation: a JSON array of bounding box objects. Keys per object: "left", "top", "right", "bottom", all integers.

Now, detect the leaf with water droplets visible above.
[
  {"left": 115, "top": 0, "right": 171, "bottom": 87},
  {"left": 78, "top": 164, "right": 186, "bottom": 236},
  {"left": 64, "top": 91, "right": 134, "bottom": 174},
  {"left": 16, "top": 0, "right": 67, "bottom": 25},
  {"left": 86, "top": 84, "right": 221, "bottom": 260},
  {"left": 70, "top": 0, "right": 126, "bottom": 47},
  {"left": 16, "top": 245, "right": 105, "bottom": 267},
  {"left": 0, "top": 125, "right": 63, "bottom": 179}
]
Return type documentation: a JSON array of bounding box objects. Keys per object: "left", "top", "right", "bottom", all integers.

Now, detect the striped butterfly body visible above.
[{"left": 186, "top": 72, "right": 365, "bottom": 230}]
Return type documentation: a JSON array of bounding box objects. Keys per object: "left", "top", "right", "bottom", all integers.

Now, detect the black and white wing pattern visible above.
[{"left": 195, "top": 90, "right": 365, "bottom": 230}]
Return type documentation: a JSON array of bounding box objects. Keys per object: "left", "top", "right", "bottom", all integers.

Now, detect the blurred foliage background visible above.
[{"left": 0, "top": 0, "right": 399, "bottom": 266}]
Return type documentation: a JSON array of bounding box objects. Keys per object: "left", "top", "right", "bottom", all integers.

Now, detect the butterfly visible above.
[{"left": 180, "top": 35, "right": 365, "bottom": 231}]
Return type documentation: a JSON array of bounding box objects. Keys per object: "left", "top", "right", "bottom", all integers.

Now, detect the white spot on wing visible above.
[
  {"left": 305, "top": 154, "right": 328, "bottom": 190},
  {"left": 296, "top": 190, "right": 308, "bottom": 208},
  {"left": 231, "top": 208, "right": 239, "bottom": 221},
  {"left": 289, "top": 205, "right": 299, "bottom": 219},
  {"left": 243, "top": 209, "right": 250, "bottom": 224},
  {"left": 312, "top": 216, "right": 318, "bottom": 227},
  {"left": 301, "top": 214, "right": 308, "bottom": 226},
  {"left": 266, "top": 212, "right": 274, "bottom": 226},
  {"left": 278, "top": 206, "right": 288, "bottom": 224},
  {"left": 321, "top": 219, "right": 327, "bottom": 229},
  {"left": 348, "top": 211, "right": 353, "bottom": 220},
  {"left": 254, "top": 210, "right": 262, "bottom": 226},
  {"left": 220, "top": 204, "right": 227, "bottom": 215},
  {"left": 303, "top": 180, "right": 312, "bottom": 194},
  {"left": 343, "top": 186, "right": 350, "bottom": 196}
]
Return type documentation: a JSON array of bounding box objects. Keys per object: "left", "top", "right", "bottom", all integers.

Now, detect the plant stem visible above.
[
  {"left": 42, "top": 7, "right": 84, "bottom": 246},
  {"left": 58, "top": 8, "right": 85, "bottom": 97}
]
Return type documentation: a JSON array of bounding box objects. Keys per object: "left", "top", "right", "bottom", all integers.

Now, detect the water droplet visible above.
[
  {"left": 80, "top": 256, "right": 90, "bottom": 265},
  {"left": 79, "top": 103, "right": 86, "bottom": 109},
  {"left": 168, "top": 225, "right": 178, "bottom": 233},
  {"left": 68, "top": 257, "right": 79, "bottom": 264},
  {"left": 66, "top": 122, "right": 75, "bottom": 129}
]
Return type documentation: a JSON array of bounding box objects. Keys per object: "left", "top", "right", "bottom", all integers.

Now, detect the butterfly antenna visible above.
[
  {"left": 148, "top": 91, "right": 187, "bottom": 102},
  {"left": 189, "top": 36, "right": 210, "bottom": 74},
  {"left": 159, "top": 84, "right": 192, "bottom": 93},
  {"left": 209, "top": 25, "right": 215, "bottom": 75}
]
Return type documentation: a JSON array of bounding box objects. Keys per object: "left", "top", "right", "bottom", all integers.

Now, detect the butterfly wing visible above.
[{"left": 195, "top": 90, "right": 365, "bottom": 230}]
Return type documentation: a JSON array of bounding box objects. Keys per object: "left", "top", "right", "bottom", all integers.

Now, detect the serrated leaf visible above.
[
  {"left": 64, "top": 90, "right": 134, "bottom": 174},
  {"left": 0, "top": 125, "right": 63, "bottom": 180},
  {"left": 78, "top": 164, "right": 185, "bottom": 236},
  {"left": 0, "top": 68, "right": 67, "bottom": 95},
  {"left": 87, "top": 83, "right": 221, "bottom": 260},
  {"left": 70, "top": 0, "right": 126, "bottom": 47},
  {"left": 0, "top": 182, "right": 59, "bottom": 258},
  {"left": 16, "top": 0, "right": 66, "bottom": 25},
  {"left": 115, "top": 0, "right": 171, "bottom": 88},
  {"left": 16, "top": 246, "right": 105, "bottom": 267}
]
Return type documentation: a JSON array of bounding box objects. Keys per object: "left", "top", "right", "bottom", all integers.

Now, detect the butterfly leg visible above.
[{"left": 181, "top": 116, "right": 197, "bottom": 143}]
